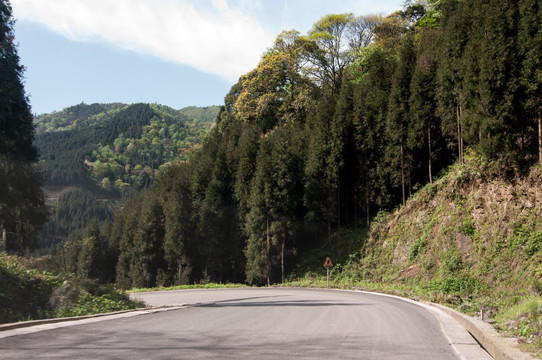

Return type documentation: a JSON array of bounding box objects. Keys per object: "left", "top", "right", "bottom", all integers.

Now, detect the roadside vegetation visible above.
[{"left": 0, "top": 254, "right": 143, "bottom": 324}]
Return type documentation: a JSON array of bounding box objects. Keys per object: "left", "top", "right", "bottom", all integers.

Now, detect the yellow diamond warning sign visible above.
[{"left": 323, "top": 257, "right": 333, "bottom": 268}]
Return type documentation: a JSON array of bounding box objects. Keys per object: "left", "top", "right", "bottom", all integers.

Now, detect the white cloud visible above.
[{"left": 10, "top": 0, "right": 275, "bottom": 81}]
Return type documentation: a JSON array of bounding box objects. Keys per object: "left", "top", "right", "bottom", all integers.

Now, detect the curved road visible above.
[{"left": 0, "top": 288, "right": 491, "bottom": 359}]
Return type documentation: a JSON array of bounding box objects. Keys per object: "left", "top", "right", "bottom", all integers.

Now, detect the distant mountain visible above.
[
  {"left": 34, "top": 103, "right": 218, "bottom": 191},
  {"left": 34, "top": 102, "right": 219, "bottom": 251}
]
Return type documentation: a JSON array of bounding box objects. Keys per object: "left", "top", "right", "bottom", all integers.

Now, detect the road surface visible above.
[{"left": 0, "top": 287, "right": 491, "bottom": 359}]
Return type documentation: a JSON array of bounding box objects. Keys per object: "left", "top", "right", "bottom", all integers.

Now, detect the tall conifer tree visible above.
[{"left": 0, "top": 0, "right": 47, "bottom": 253}]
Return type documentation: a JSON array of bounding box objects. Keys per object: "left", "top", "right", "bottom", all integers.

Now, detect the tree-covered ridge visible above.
[
  {"left": 34, "top": 103, "right": 127, "bottom": 134},
  {"left": 34, "top": 103, "right": 218, "bottom": 193}
]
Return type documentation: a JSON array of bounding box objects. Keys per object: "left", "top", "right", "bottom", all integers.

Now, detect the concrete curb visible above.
[
  {"left": 426, "top": 302, "right": 534, "bottom": 360},
  {"left": 0, "top": 305, "right": 182, "bottom": 332}
]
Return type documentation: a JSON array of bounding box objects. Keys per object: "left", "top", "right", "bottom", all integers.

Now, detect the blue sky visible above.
[{"left": 11, "top": 0, "right": 404, "bottom": 115}]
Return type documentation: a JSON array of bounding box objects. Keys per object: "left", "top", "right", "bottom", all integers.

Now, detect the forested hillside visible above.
[
  {"left": 34, "top": 103, "right": 218, "bottom": 251},
  {"left": 35, "top": 103, "right": 218, "bottom": 191},
  {"left": 63, "top": 0, "right": 542, "bottom": 290}
]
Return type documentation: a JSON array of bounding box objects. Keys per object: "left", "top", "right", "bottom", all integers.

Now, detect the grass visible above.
[
  {"left": 494, "top": 295, "right": 542, "bottom": 357},
  {"left": 129, "top": 283, "right": 248, "bottom": 293}
]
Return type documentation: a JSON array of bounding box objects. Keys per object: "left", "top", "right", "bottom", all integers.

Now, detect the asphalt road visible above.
[{"left": 0, "top": 288, "right": 492, "bottom": 359}]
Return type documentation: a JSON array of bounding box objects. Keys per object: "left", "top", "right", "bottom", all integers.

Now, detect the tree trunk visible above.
[
  {"left": 428, "top": 123, "right": 433, "bottom": 185},
  {"left": 365, "top": 165, "right": 370, "bottom": 228},
  {"left": 178, "top": 263, "right": 182, "bottom": 285},
  {"left": 354, "top": 188, "right": 358, "bottom": 229},
  {"left": 538, "top": 112, "right": 542, "bottom": 166},
  {"left": 327, "top": 220, "right": 331, "bottom": 246},
  {"left": 266, "top": 217, "right": 270, "bottom": 287},
  {"left": 281, "top": 233, "right": 285, "bottom": 284},
  {"left": 457, "top": 103, "right": 464, "bottom": 165},
  {"left": 400, "top": 143, "right": 406, "bottom": 207},
  {"left": 337, "top": 179, "right": 341, "bottom": 242},
  {"left": 345, "top": 177, "right": 349, "bottom": 225},
  {"left": 0, "top": 226, "right": 5, "bottom": 252}
]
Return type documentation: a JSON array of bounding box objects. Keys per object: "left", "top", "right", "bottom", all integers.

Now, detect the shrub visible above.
[
  {"left": 408, "top": 236, "right": 427, "bottom": 262},
  {"left": 55, "top": 283, "right": 143, "bottom": 317},
  {"left": 0, "top": 254, "right": 60, "bottom": 324},
  {"left": 526, "top": 231, "right": 542, "bottom": 256},
  {"left": 459, "top": 218, "right": 478, "bottom": 239}
]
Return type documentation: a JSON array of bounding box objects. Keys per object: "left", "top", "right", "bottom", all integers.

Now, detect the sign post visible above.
[{"left": 323, "top": 257, "right": 333, "bottom": 289}]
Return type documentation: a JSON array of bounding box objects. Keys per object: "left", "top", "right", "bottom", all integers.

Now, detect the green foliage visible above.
[
  {"left": 441, "top": 249, "right": 463, "bottom": 274},
  {"left": 0, "top": 156, "right": 48, "bottom": 253},
  {"left": 511, "top": 221, "right": 542, "bottom": 256},
  {"left": 55, "top": 284, "right": 142, "bottom": 317},
  {"left": 0, "top": 253, "right": 142, "bottom": 324},
  {"left": 437, "top": 272, "right": 480, "bottom": 294},
  {"left": 0, "top": 254, "right": 60, "bottom": 323},
  {"left": 0, "top": 0, "right": 38, "bottom": 163},
  {"left": 408, "top": 236, "right": 427, "bottom": 262},
  {"left": 459, "top": 218, "right": 478, "bottom": 239}
]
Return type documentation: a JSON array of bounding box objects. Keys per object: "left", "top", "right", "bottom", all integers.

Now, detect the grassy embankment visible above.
[{"left": 0, "top": 254, "right": 143, "bottom": 324}]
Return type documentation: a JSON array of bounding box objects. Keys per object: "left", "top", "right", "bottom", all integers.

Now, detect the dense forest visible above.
[
  {"left": 3, "top": 0, "right": 542, "bottom": 290},
  {"left": 33, "top": 103, "right": 218, "bottom": 252},
  {"left": 58, "top": 0, "right": 541, "bottom": 289}
]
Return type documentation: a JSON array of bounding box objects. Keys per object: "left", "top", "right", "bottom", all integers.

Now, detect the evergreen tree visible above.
[
  {"left": 408, "top": 29, "right": 441, "bottom": 185},
  {"left": 158, "top": 163, "right": 196, "bottom": 285},
  {"left": 462, "top": 0, "right": 520, "bottom": 164},
  {"left": 351, "top": 44, "right": 395, "bottom": 223},
  {"left": 386, "top": 33, "right": 416, "bottom": 206},
  {"left": 304, "top": 93, "right": 337, "bottom": 244},
  {"left": 268, "top": 125, "right": 305, "bottom": 283},
  {"left": 0, "top": 0, "right": 47, "bottom": 253},
  {"left": 76, "top": 218, "right": 101, "bottom": 279},
  {"left": 138, "top": 196, "right": 166, "bottom": 288},
  {"left": 0, "top": 0, "right": 37, "bottom": 162},
  {"left": 198, "top": 148, "right": 241, "bottom": 282},
  {"left": 436, "top": 0, "right": 470, "bottom": 165},
  {"left": 519, "top": 0, "right": 542, "bottom": 165},
  {"left": 244, "top": 140, "right": 274, "bottom": 285}
]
